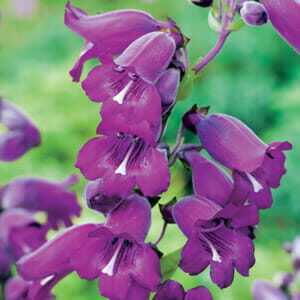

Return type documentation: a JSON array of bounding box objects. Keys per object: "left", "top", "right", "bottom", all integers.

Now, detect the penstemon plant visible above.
[{"left": 0, "top": 0, "right": 299, "bottom": 299}]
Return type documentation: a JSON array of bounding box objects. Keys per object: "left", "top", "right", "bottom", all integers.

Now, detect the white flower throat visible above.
[
  {"left": 113, "top": 81, "right": 134, "bottom": 104},
  {"left": 246, "top": 173, "right": 263, "bottom": 193},
  {"left": 114, "top": 143, "right": 135, "bottom": 176}
]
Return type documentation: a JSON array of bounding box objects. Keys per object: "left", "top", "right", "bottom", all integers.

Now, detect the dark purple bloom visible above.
[
  {"left": 0, "top": 99, "right": 40, "bottom": 162},
  {"left": 81, "top": 32, "right": 176, "bottom": 127},
  {"left": 1, "top": 174, "right": 81, "bottom": 230},
  {"left": 153, "top": 280, "right": 213, "bottom": 300},
  {"left": 0, "top": 209, "right": 47, "bottom": 263},
  {"left": 173, "top": 196, "right": 257, "bottom": 288},
  {"left": 240, "top": 1, "right": 268, "bottom": 26},
  {"left": 192, "top": 113, "right": 292, "bottom": 209},
  {"left": 18, "top": 195, "right": 161, "bottom": 300},
  {"left": 76, "top": 131, "right": 170, "bottom": 198},
  {"left": 4, "top": 276, "right": 55, "bottom": 300},
  {"left": 64, "top": 1, "right": 179, "bottom": 82},
  {"left": 83, "top": 178, "right": 123, "bottom": 215},
  {"left": 156, "top": 68, "right": 180, "bottom": 115},
  {"left": 261, "top": 0, "right": 300, "bottom": 53},
  {"left": 251, "top": 280, "right": 289, "bottom": 300}
]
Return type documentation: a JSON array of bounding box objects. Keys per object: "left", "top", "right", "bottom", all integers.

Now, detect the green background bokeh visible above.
[{"left": 0, "top": 0, "right": 299, "bottom": 299}]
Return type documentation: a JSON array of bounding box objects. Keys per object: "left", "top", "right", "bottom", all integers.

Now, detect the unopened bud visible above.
[{"left": 240, "top": 1, "right": 268, "bottom": 26}]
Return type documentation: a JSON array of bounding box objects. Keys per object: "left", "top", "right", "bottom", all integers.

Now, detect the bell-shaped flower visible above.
[
  {"left": 64, "top": 1, "right": 184, "bottom": 81},
  {"left": 261, "top": 0, "right": 300, "bottom": 53},
  {"left": 76, "top": 121, "right": 170, "bottom": 198},
  {"left": 83, "top": 178, "right": 123, "bottom": 215},
  {"left": 0, "top": 99, "right": 40, "bottom": 162},
  {"left": 251, "top": 280, "right": 289, "bottom": 300},
  {"left": 0, "top": 209, "right": 48, "bottom": 264},
  {"left": 18, "top": 195, "right": 161, "bottom": 300},
  {"left": 4, "top": 276, "right": 55, "bottom": 300},
  {"left": 81, "top": 32, "right": 176, "bottom": 127},
  {"left": 173, "top": 195, "right": 257, "bottom": 288},
  {"left": 1, "top": 174, "right": 81, "bottom": 230},
  {"left": 189, "top": 112, "right": 291, "bottom": 209},
  {"left": 153, "top": 280, "right": 213, "bottom": 300}
]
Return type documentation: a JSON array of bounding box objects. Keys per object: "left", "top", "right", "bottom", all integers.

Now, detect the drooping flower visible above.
[
  {"left": 4, "top": 276, "right": 55, "bottom": 300},
  {"left": 81, "top": 32, "right": 176, "bottom": 127},
  {"left": 172, "top": 195, "right": 257, "bottom": 288},
  {"left": 260, "top": 0, "right": 300, "bottom": 53},
  {"left": 251, "top": 280, "right": 289, "bottom": 300},
  {"left": 0, "top": 98, "right": 40, "bottom": 162},
  {"left": 184, "top": 111, "right": 292, "bottom": 209},
  {"left": 153, "top": 280, "right": 213, "bottom": 300},
  {"left": 76, "top": 128, "right": 170, "bottom": 198},
  {"left": 18, "top": 195, "right": 161, "bottom": 300},
  {"left": 1, "top": 174, "right": 81, "bottom": 230},
  {"left": 65, "top": 1, "right": 182, "bottom": 82}
]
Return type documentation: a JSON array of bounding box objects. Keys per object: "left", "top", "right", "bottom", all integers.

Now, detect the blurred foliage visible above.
[{"left": 0, "top": 0, "right": 299, "bottom": 299}]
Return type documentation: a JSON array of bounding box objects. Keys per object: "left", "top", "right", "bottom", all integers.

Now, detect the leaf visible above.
[
  {"left": 176, "top": 69, "right": 196, "bottom": 101},
  {"left": 227, "top": 19, "right": 245, "bottom": 31},
  {"left": 208, "top": 9, "right": 222, "bottom": 32},
  {"left": 160, "top": 247, "right": 182, "bottom": 281}
]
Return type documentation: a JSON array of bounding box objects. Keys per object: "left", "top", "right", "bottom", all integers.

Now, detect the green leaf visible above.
[
  {"left": 208, "top": 9, "right": 222, "bottom": 32},
  {"left": 176, "top": 69, "right": 196, "bottom": 101},
  {"left": 226, "top": 19, "right": 245, "bottom": 31},
  {"left": 160, "top": 247, "right": 182, "bottom": 281}
]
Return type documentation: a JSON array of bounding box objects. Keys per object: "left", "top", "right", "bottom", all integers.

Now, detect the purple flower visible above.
[
  {"left": 153, "top": 280, "right": 213, "bottom": 300},
  {"left": 251, "top": 280, "right": 289, "bottom": 300},
  {"left": 172, "top": 195, "right": 257, "bottom": 288},
  {"left": 76, "top": 130, "right": 170, "bottom": 198},
  {"left": 18, "top": 195, "right": 161, "bottom": 300},
  {"left": 1, "top": 174, "right": 81, "bottom": 230},
  {"left": 261, "top": 0, "right": 300, "bottom": 53},
  {"left": 0, "top": 209, "right": 47, "bottom": 263},
  {"left": 83, "top": 178, "right": 123, "bottom": 215},
  {"left": 4, "top": 276, "right": 55, "bottom": 300},
  {"left": 64, "top": 1, "right": 180, "bottom": 82},
  {"left": 0, "top": 99, "right": 40, "bottom": 162},
  {"left": 240, "top": 1, "right": 268, "bottom": 26},
  {"left": 81, "top": 32, "right": 176, "bottom": 127},
  {"left": 190, "top": 113, "right": 292, "bottom": 209},
  {"left": 285, "top": 235, "right": 300, "bottom": 272}
]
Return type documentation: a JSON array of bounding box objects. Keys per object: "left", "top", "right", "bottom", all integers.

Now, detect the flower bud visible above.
[
  {"left": 189, "top": 0, "right": 213, "bottom": 8},
  {"left": 240, "top": 1, "right": 268, "bottom": 26}
]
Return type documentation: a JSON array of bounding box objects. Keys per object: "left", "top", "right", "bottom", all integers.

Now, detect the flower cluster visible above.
[
  {"left": 4, "top": 0, "right": 296, "bottom": 299},
  {"left": 251, "top": 235, "right": 300, "bottom": 300}
]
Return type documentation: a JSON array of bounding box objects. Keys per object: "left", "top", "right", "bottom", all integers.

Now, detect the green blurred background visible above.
[{"left": 0, "top": 0, "right": 299, "bottom": 299}]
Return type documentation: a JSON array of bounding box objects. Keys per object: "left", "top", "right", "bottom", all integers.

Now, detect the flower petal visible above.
[
  {"left": 185, "top": 286, "right": 213, "bottom": 300},
  {"left": 173, "top": 195, "right": 221, "bottom": 238},
  {"left": 105, "top": 194, "right": 151, "bottom": 242},
  {"left": 251, "top": 280, "right": 289, "bottom": 300},
  {"left": 185, "top": 151, "right": 233, "bottom": 206},
  {"left": 153, "top": 280, "right": 185, "bottom": 300},
  {"left": 135, "top": 147, "right": 170, "bottom": 197},
  {"left": 179, "top": 232, "right": 211, "bottom": 275}
]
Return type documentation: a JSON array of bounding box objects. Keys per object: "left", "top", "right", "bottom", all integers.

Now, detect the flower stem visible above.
[
  {"left": 193, "top": 0, "right": 236, "bottom": 73},
  {"left": 170, "top": 123, "right": 184, "bottom": 156},
  {"left": 154, "top": 222, "right": 168, "bottom": 246}
]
